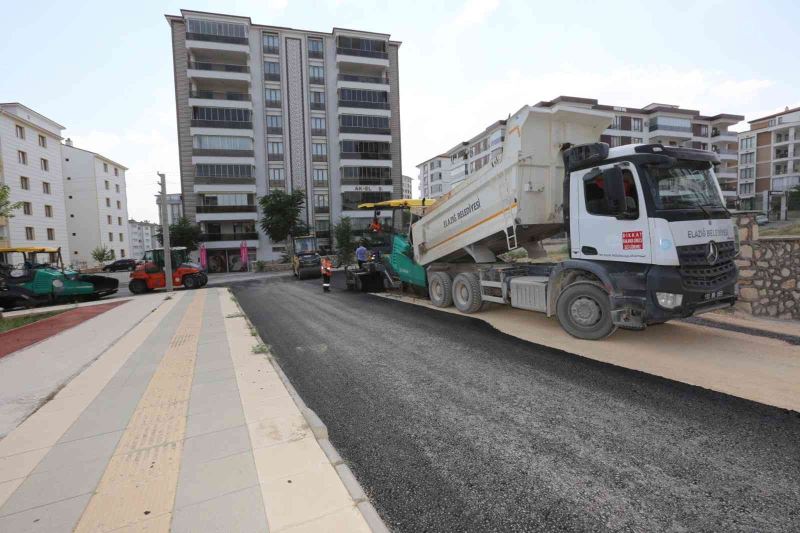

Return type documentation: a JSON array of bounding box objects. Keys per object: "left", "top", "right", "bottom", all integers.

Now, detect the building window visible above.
[
  {"left": 267, "top": 142, "right": 284, "bottom": 155},
  {"left": 740, "top": 152, "right": 754, "bottom": 165},
  {"left": 22, "top": 202, "right": 32, "bottom": 215},
  {"left": 109, "top": 232, "right": 114, "bottom": 242},
  {"left": 740, "top": 137, "right": 754, "bottom": 150},
  {"left": 40, "top": 158, "right": 49, "bottom": 171},
  {"left": 311, "top": 117, "right": 326, "bottom": 132},
  {"left": 103, "top": 162, "right": 108, "bottom": 172},
  {"left": 117, "top": 200, "right": 121, "bottom": 209},
  {"left": 193, "top": 135, "right": 254, "bottom": 151},
  {"left": 312, "top": 143, "right": 327, "bottom": 156},
  {"left": 313, "top": 168, "right": 328, "bottom": 184},
  {"left": 632, "top": 118, "right": 643, "bottom": 132},
  {"left": 267, "top": 115, "right": 282, "bottom": 132},
  {"left": 44, "top": 205, "right": 53, "bottom": 217},
  {"left": 309, "top": 65, "right": 324, "bottom": 83},
  {"left": 263, "top": 33, "right": 279, "bottom": 54},
  {"left": 105, "top": 180, "right": 110, "bottom": 190},
  {"left": 118, "top": 217, "right": 122, "bottom": 225},
  {"left": 42, "top": 181, "right": 51, "bottom": 194},
  {"left": 25, "top": 227, "right": 35, "bottom": 240},
  {"left": 268, "top": 168, "right": 284, "bottom": 182},
  {"left": 18, "top": 151, "right": 27, "bottom": 165},
  {"left": 114, "top": 167, "right": 118, "bottom": 176},
  {"left": 314, "top": 193, "right": 329, "bottom": 210},
  {"left": 115, "top": 184, "right": 120, "bottom": 193},
  {"left": 308, "top": 37, "right": 323, "bottom": 57},
  {"left": 47, "top": 228, "right": 55, "bottom": 240},
  {"left": 195, "top": 164, "right": 253, "bottom": 178},
  {"left": 106, "top": 198, "right": 111, "bottom": 207},
  {"left": 107, "top": 215, "right": 112, "bottom": 224},
  {"left": 610, "top": 116, "right": 622, "bottom": 129},
  {"left": 264, "top": 61, "right": 280, "bottom": 80},
  {"left": 38, "top": 134, "right": 46, "bottom": 147},
  {"left": 631, "top": 137, "right": 643, "bottom": 144},
  {"left": 15, "top": 125, "right": 25, "bottom": 139},
  {"left": 192, "top": 107, "right": 252, "bottom": 124},
  {"left": 310, "top": 91, "right": 325, "bottom": 109},
  {"left": 119, "top": 233, "right": 124, "bottom": 242},
  {"left": 265, "top": 88, "right": 281, "bottom": 107},
  {"left": 120, "top": 249, "right": 125, "bottom": 257},
  {"left": 20, "top": 176, "right": 29, "bottom": 190}
]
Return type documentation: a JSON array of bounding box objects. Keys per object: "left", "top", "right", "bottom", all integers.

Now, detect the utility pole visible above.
[{"left": 158, "top": 172, "right": 173, "bottom": 292}]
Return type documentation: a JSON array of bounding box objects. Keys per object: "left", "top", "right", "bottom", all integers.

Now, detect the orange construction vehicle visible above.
[{"left": 128, "top": 247, "right": 208, "bottom": 294}]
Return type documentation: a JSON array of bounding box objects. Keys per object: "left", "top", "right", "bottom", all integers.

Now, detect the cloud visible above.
[{"left": 452, "top": 0, "right": 500, "bottom": 30}]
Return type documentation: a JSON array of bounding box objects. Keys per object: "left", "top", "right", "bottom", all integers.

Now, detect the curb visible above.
[{"left": 228, "top": 288, "right": 390, "bottom": 532}]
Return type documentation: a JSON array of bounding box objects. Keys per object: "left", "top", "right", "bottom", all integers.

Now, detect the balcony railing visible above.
[
  {"left": 186, "top": 33, "right": 248, "bottom": 45},
  {"left": 340, "top": 178, "right": 392, "bottom": 186},
  {"left": 310, "top": 102, "right": 326, "bottom": 110},
  {"left": 316, "top": 231, "right": 331, "bottom": 239},
  {"left": 192, "top": 149, "right": 254, "bottom": 157},
  {"left": 338, "top": 74, "right": 389, "bottom": 84},
  {"left": 190, "top": 119, "right": 253, "bottom": 129},
  {"left": 190, "top": 90, "right": 251, "bottom": 101},
  {"left": 309, "top": 77, "right": 325, "bottom": 85},
  {"left": 649, "top": 124, "right": 692, "bottom": 133},
  {"left": 308, "top": 50, "right": 324, "bottom": 59},
  {"left": 268, "top": 153, "right": 284, "bottom": 161},
  {"left": 711, "top": 130, "right": 737, "bottom": 138},
  {"left": 314, "top": 206, "right": 330, "bottom": 213},
  {"left": 338, "top": 100, "right": 390, "bottom": 110},
  {"left": 312, "top": 181, "right": 329, "bottom": 188},
  {"left": 264, "top": 73, "right": 280, "bottom": 81},
  {"left": 265, "top": 100, "right": 282, "bottom": 109},
  {"left": 200, "top": 232, "right": 259, "bottom": 242},
  {"left": 268, "top": 180, "right": 285, "bottom": 188},
  {"left": 311, "top": 128, "right": 327, "bottom": 136},
  {"left": 196, "top": 205, "right": 257, "bottom": 214},
  {"left": 267, "top": 127, "right": 283, "bottom": 135},
  {"left": 340, "top": 152, "right": 391, "bottom": 160},
  {"left": 336, "top": 47, "right": 388, "bottom": 59},
  {"left": 263, "top": 45, "right": 279, "bottom": 55},
  {"left": 339, "top": 126, "right": 391, "bottom": 135},
  {"left": 188, "top": 62, "right": 249, "bottom": 73},
  {"left": 312, "top": 154, "right": 328, "bottom": 162}
]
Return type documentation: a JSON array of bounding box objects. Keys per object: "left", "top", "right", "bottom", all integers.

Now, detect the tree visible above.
[
  {"left": 91, "top": 245, "right": 115, "bottom": 264},
  {"left": 0, "top": 184, "right": 23, "bottom": 219},
  {"left": 259, "top": 190, "right": 307, "bottom": 243},
  {"left": 156, "top": 216, "right": 202, "bottom": 252},
  {"left": 333, "top": 216, "right": 355, "bottom": 265},
  {"left": 789, "top": 184, "right": 800, "bottom": 211}
]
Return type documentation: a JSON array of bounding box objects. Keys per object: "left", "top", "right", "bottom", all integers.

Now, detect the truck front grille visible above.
[
  {"left": 676, "top": 240, "right": 736, "bottom": 266},
  {"left": 676, "top": 241, "right": 737, "bottom": 291}
]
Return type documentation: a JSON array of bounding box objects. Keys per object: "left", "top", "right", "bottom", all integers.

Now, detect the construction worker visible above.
[
  {"left": 356, "top": 242, "right": 368, "bottom": 269},
  {"left": 320, "top": 255, "right": 333, "bottom": 292}
]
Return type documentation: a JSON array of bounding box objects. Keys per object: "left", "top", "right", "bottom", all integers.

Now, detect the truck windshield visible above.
[
  {"left": 642, "top": 161, "right": 723, "bottom": 210},
  {"left": 294, "top": 238, "right": 316, "bottom": 253}
]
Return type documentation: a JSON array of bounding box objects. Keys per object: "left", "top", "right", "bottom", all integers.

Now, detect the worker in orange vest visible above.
[{"left": 320, "top": 256, "right": 333, "bottom": 292}]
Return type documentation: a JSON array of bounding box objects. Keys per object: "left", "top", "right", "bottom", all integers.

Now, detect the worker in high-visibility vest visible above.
[{"left": 320, "top": 256, "right": 333, "bottom": 292}]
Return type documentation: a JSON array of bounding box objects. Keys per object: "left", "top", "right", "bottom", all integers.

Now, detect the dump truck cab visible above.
[
  {"left": 0, "top": 246, "right": 118, "bottom": 308},
  {"left": 128, "top": 247, "right": 207, "bottom": 294}
]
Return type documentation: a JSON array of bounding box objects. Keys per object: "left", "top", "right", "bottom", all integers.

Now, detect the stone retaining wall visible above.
[{"left": 733, "top": 212, "right": 800, "bottom": 319}]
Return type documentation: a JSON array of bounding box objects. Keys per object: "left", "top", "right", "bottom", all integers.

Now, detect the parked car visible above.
[
  {"left": 102, "top": 259, "right": 137, "bottom": 272},
  {"left": 755, "top": 213, "right": 769, "bottom": 225}
]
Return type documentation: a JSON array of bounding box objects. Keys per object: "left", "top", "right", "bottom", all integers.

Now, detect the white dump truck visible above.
[{"left": 374, "top": 104, "right": 739, "bottom": 339}]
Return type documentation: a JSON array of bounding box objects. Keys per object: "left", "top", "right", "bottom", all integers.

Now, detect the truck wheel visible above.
[
  {"left": 555, "top": 283, "right": 616, "bottom": 340},
  {"left": 452, "top": 273, "right": 482, "bottom": 313},
  {"left": 428, "top": 272, "right": 453, "bottom": 307},
  {"left": 129, "top": 279, "right": 147, "bottom": 295},
  {"left": 183, "top": 274, "right": 199, "bottom": 290}
]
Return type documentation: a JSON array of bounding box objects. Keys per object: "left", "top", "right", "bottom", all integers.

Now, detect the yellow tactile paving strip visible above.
[{"left": 74, "top": 291, "right": 206, "bottom": 532}]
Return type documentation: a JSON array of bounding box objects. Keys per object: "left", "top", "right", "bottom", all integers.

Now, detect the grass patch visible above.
[
  {"left": 252, "top": 343, "right": 269, "bottom": 354},
  {"left": 225, "top": 312, "right": 245, "bottom": 318},
  {"left": 760, "top": 222, "right": 800, "bottom": 237},
  {"left": 0, "top": 311, "right": 63, "bottom": 334}
]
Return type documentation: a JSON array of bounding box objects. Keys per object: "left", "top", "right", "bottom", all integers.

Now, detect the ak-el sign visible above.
[{"left": 622, "top": 231, "right": 643, "bottom": 250}]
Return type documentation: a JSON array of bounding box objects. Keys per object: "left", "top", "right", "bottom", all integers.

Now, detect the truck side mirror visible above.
[{"left": 602, "top": 167, "right": 627, "bottom": 216}]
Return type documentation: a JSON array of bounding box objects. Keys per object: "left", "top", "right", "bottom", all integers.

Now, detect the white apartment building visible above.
[
  {"left": 0, "top": 103, "right": 70, "bottom": 261},
  {"left": 419, "top": 96, "right": 743, "bottom": 206},
  {"left": 156, "top": 192, "right": 184, "bottom": 224},
  {"left": 129, "top": 219, "right": 160, "bottom": 259},
  {"left": 417, "top": 154, "right": 449, "bottom": 199},
  {"left": 401, "top": 174, "right": 412, "bottom": 198},
  {"left": 738, "top": 106, "right": 800, "bottom": 218},
  {"left": 61, "top": 141, "right": 130, "bottom": 266},
  {"left": 166, "top": 9, "right": 402, "bottom": 269}
]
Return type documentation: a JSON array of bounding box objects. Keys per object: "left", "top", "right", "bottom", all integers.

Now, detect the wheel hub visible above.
[{"left": 569, "top": 296, "right": 601, "bottom": 327}]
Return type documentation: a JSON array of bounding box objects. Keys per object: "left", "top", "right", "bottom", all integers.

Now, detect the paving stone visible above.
[
  {"left": 181, "top": 425, "right": 252, "bottom": 468},
  {"left": 187, "top": 389, "right": 243, "bottom": 416},
  {"left": 32, "top": 430, "right": 123, "bottom": 475},
  {"left": 185, "top": 403, "right": 246, "bottom": 439},
  {"left": 0, "top": 493, "right": 91, "bottom": 533},
  {"left": 171, "top": 484, "right": 267, "bottom": 533},
  {"left": 190, "top": 377, "right": 240, "bottom": 399},
  {"left": 174, "top": 450, "right": 259, "bottom": 509}
]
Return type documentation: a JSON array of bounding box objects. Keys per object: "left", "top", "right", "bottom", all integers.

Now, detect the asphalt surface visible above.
[{"left": 231, "top": 274, "right": 800, "bottom": 533}]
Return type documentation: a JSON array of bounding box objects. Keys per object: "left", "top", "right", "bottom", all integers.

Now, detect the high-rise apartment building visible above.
[
  {"left": 61, "top": 141, "right": 130, "bottom": 267},
  {"left": 166, "top": 9, "right": 402, "bottom": 266},
  {"left": 737, "top": 106, "right": 800, "bottom": 218},
  {"left": 156, "top": 192, "right": 184, "bottom": 224},
  {"left": 128, "top": 219, "right": 160, "bottom": 259},
  {"left": 401, "top": 174, "right": 412, "bottom": 198},
  {"left": 418, "top": 96, "right": 743, "bottom": 206},
  {"left": 0, "top": 103, "right": 70, "bottom": 260}
]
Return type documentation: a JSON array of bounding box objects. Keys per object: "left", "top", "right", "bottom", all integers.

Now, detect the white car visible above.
[{"left": 755, "top": 214, "right": 769, "bottom": 225}]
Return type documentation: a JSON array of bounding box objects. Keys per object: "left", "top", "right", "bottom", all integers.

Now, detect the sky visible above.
[{"left": 2, "top": 0, "right": 798, "bottom": 221}]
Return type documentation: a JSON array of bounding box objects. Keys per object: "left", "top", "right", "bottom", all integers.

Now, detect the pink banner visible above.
[
  {"left": 199, "top": 244, "right": 207, "bottom": 269},
  {"left": 240, "top": 241, "right": 249, "bottom": 271}
]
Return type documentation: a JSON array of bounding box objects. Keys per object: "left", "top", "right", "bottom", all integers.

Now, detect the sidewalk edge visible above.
[{"left": 227, "top": 288, "right": 390, "bottom": 533}]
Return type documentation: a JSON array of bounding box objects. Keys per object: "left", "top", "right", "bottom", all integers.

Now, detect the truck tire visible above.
[
  {"left": 555, "top": 282, "right": 616, "bottom": 340},
  {"left": 129, "top": 279, "right": 147, "bottom": 295},
  {"left": 428, "top": 272, "right": 453, "bottom": 307},
  {"left": 183, "top": 274, "right": 199, "bottom": 290},
  {"left": 452, "top": 273, "right": 482, "bottom": 313}
]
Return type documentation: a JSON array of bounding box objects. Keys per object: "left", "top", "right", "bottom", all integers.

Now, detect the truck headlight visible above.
[
  {"left": 656, "top": 292, "right": 683, "bottom": 309},
  {"left": 53, "top": 279, "right": 64, "bottom": 292}
]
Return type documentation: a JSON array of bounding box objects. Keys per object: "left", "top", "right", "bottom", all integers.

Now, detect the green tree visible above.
[
  {"left": 156, "top": 216, "right": 202, "bottom": 252},
  {"left": 0, "top": 184, "right": 24, "bottom": 219},
  {"left": 91, "top": 245, "right": 115, "bottom": 264},
  {"left": 789, "top": 185, "right": 800, "bottom": 211},
  {"left": 333, "top": 216, "right": 355, "bottom": 265},
  {"left": 258, "top": 190, "right": 307, "bottom": 243}
]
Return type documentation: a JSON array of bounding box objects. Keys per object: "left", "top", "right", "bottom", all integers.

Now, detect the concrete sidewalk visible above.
[{"left": 0, "top": 288, "right": 383, "bottom": 532}]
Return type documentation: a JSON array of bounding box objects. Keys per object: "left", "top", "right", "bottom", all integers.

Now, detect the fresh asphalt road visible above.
[
  {"left": 100, "top": 269, "right": 290, "bottom": 299},
  {"left": 231, "top": 274, "right": 800, "bottom": 533}
]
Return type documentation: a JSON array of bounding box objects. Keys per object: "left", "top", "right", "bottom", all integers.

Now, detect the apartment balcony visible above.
[
  {"left": 196, "top": 205, "right": 257, "bottom": 214},
  {"left": 340, "top": 152, "right": 391, "bottom": 160},
  {"left": 262, "top": 45, "right": 279, "bottom": 55},
  {"left": 311, "top": 128, "right": 327, "bottom": 137},
  {"left": 309, "top": 77, "right": 325, "bottom": 85},
  {"left": 192, "top": 149, "right": 255, "bottom": 157},
  {"left": 711, "top": 130, "right": 737, "bottom": 141},
  {"left": 267, "top": 127, "right": 283, "bottom": 135},
  {"left": 648, "top": 125, "right": 692, "bottom": 141},
  {"left": 337, "top": 100, "right": 389, "bottom": 110},
  {"left": 716, "top": 169, "right": 737, "bottom": 179},
  {"left": 193, "top": 178, "right": 256, "bottom": 191},
  {"left": 336, "top": 73, "right": 389, "bottom": 91},
  {"left": 186, "top": 32, "right": 248, "bottom": 46},
  {"left": 264, "top": 73, "right": 281, "bottom": 82},
  {"left": 336, "top": 48, "right": 389, "bottom": 68},
  {"left": 316, "top": 230, "right": 330, "bottom": 239},
  {"left": 186, "top": 34, "right": 250, "bottom": 54},
  {"left": 308, "top": 50, "right": 324, "bottom": 59},
  {"left": 268, "top": 180, "right": 285, "bottom": 189},
  {"left": 314, "top": 206, "right": 330, "bottom": 214},
  {"left": 190, "top": 119, "right": 253, "bottom": 130},
  {"left": 265, "top": 100, "right": 282, "bottom": 109},
  {"left": 312, "top": 154, "right": 328, "bottom": 162},
  {"left": 338, "top": 126, "right": 391, "bottom": 135},
  {"left": 312, "top": 181, "right": 329, "bottom": 189},
  {"left": 711, "top": 149, "right": 737, "bottom": 161},
  {"left": 199, "top": 232, "right": 259, "bottom": 249},
  {"left": 338, "top": 130, "right": 391, "bottom": 143},
  {"left": 187, "top": 62, "right": 250, "bottom": 82},
  {"left": 310, "top": 102, "right": 326, "bottom": 111},
  {"left": 189, "top": 90, "right": 250, "bottom": 102},
  {"left": 196, "top": 208, "right": 258, "bottom": 222},
  {"left": 774, "top": 150, "right": 790, "bottom": 160},
  {"left": 268, "top": 153, "right": 284, "bottom": 161}
]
